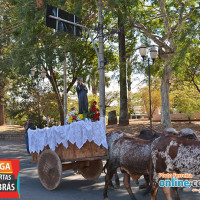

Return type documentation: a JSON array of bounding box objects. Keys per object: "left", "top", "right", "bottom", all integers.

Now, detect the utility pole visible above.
[
  {"left": 46, "top": 4, "right": 104, "bottom": 125},
  {"left": 98, "top": 0, "right": 106, "bottom": 127},
  {"left": 63, "top": 50, "right": 67, "bottom": 125}
]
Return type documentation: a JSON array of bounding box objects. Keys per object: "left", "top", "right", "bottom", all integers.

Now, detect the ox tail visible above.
[
  {"left": 144, "top": 157, "right": 153, "bottom": 195},
  {"left": 102, "top": 161, "right": 108, "bottom": 174}
]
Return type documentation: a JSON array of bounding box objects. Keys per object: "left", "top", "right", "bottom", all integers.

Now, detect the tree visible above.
[
  {"left": 171, "top": 82, "right": 200, "bottom": 122},
  {"left": 86, "top": 66, "right": 111, "bottom": 95},
  {"left": 118, "top": 14, "right": 129, "bottom": 125},
  {"left": 104, "top": 0, "right": 139, "bottom": 125},
  {"left": 5, "top": 0, "right": 101, "bottom": 124},
  {"left": 138, "top": 86, "right": 161, "bottom": 119},
  {"left": 2, "top": 0, "right": 120, "bottom": 125},
  {"left": 126, "top": 0, "right": 200, "bottom": 127},
  {"left": 174, "top": 46, "right": 200, "bottom": 93},
  {"left": 0, "top": 73, "right": 7, "bottom": 125},
  {"left": 0, "top": 0, "right": 13, "bottom": 125},
  {"left": 6, "top": 77, "right": 62, "bottom": 127}
]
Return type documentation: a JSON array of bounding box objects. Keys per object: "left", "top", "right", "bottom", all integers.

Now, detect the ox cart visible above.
[{"left": 28, "top": 120, "right": 108, "bottom": 190}]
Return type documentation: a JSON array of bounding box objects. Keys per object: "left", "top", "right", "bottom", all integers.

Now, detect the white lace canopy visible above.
[{"left": 28, "top": 120, "right": 108, "bottom": 153}]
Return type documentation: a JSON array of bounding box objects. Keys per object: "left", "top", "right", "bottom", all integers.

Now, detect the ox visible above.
[
  {"left": 105, "top": 130, "right": 162, "bottom": 190},
  {"left": 104, "top": 128, "right": 199, "bottom": 200},
  {"left": 104, "top": 132, "right": 161, "bottom": 200},
  {"left": 150, "top": 134, "right": 200, "bottom": 200}
]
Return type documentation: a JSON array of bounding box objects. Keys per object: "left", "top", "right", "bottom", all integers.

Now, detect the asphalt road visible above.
[{"left": 0, "top": 141, "right": 199, "bottom": 200}]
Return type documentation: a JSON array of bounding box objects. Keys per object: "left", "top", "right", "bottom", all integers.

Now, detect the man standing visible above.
[
  {"left": 76, "top": 77, "right": 88, "bottom": 114},
  {"left": 24, "top": 118, "right": 36, "bottom": 154}
]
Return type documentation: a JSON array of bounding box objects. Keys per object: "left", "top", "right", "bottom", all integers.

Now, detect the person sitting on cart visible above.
[
  {"left": 24, "top": 118, "right": 36, "bottom": 154},
  {"left": 76, "top": 77, "right": 88, "bottom": 114}
]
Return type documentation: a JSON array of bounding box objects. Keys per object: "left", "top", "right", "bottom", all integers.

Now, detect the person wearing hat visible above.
[
  {"left": 24, "top": 118, "right": 36, "bottom": 154},
  {"left": 76, "top": 77, "right": 88, "bottom": 114}
]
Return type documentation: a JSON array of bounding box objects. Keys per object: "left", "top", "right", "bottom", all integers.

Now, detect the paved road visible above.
[{"left": 0, "top": 140, "right": 199, "bottom": 200}]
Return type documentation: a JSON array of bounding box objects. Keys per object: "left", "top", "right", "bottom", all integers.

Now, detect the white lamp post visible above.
[{"left": 139, "top": 44, "right": 147, "bottom": 59}]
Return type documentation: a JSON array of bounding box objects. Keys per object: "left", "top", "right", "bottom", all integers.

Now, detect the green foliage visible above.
[
  {"left": 137, "top": 85, "right": 161, "bottom": 119},
  {"left": 1, "top": 0, "right": 118, "bottom": 124},
  {"left": 170, "top": 82, "right": 200, "bottom": 119},
  {"left": 173, "top": 46, "right": 200, "bottom": 93},
  {"left": 2, "top": 0, "right": 200, "bottom": 127}
]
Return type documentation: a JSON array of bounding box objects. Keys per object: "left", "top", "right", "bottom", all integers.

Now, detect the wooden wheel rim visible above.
[
  {"left": 38, "top": 149, "right": 62, "bottom": 190},
  {"left": 78, "top": 160, "right": 103, "bottom": 180}
]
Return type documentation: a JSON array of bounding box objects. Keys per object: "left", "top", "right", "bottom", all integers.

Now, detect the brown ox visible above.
[
  {"left": 104, "top": 135, "right": 156, "bottom": 200},
  {"left": 150, "top": 135, "right": 200, "bottom": 200},
  {"left": 105, "top": 130, "right": 162, "bottom": 190},
  {"left": 104, "top": 128, "right": 198, "bottom": 200}
]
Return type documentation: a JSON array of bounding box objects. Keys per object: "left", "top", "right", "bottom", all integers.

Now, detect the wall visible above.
[{"left": 152, "top": 113, "right": 200, "bottom": 121}]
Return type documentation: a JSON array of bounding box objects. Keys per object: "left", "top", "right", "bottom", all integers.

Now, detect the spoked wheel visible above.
[
  {"left": 38, "top": 149, "right": 62, "bottom": 190},
  {"left": 78, "top": 160, "right": 103, "bottom": 181}
]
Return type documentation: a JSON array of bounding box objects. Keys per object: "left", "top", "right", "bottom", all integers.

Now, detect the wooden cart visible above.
[{"left": 32, "top": 140, "right": 108, "bottom": 190}]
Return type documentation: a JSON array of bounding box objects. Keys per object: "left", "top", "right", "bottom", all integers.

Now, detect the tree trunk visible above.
[
  {"left": 127, "top": 60, "right": 132, "bottom": 92},
  {"left": 47, "top": 70, "right": 64, "bottom": 125},
  {"left": 127, "top": 61, "right": 132, "bottom": 119},
  {"left": 161, "top": 63, "right": 172, "bottom": 128},
  {"left": 92, "top": 84, "right": 97, "bottom": 95},
  {"left": 0, "top": 96, "right": 5, "bottom": 126},
  {"left": 118, "top": 17, "right": 129, "bottom": 126},
  {"left": 127, "top": 75, "right": 131, "bottom": 92},
  {"left": 0, "top": 77, "right": 6, "bottom": 126}
]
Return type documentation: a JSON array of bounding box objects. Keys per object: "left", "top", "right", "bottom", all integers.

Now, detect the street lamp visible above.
[{"left": 139, "top": 44, "right": 157, "bottom": 128}]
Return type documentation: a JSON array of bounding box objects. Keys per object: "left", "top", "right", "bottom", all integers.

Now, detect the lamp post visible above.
[
  {"left": 139, "top": 44, "right": 157, "bottom": 128},
  {"left": 30, "top": 68, "right": 46, "bottom": 128}
]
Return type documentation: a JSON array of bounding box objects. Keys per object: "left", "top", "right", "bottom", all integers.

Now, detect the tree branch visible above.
[
  {"left": 172, "top": 6, "right": 200, "bottom": 34},
  {"left": 191, "top": 77, "right": 200, "bottom": 93},
  {"left": 67, "top": 75, "right": 77, "bottom": 93},
  {"left": 158, "top": 0, "right": 172, "bottom": 35},
  {"left": 186, "top": 66, "right": 200, "bottom": 93},
  {"left": 158, "top": 0, "right": 174, "bottom": 47},
  {"left": 134, "top": 22, "right": 173, "bottom": 52}
]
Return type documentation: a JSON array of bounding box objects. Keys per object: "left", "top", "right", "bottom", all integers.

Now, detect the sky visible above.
[{"left": 105, "top": 71, "right": 146, "bottom": 93}]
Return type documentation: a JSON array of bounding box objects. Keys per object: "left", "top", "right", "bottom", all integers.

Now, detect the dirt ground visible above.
[
  {"left": 0, "top": 125, "right": 24, "bottom": 134},
  {"left": 106, "top": 119, "right": 200, "bottom": 136},
  {"left": 0, "top": 120, "right": 200, "bottom": 136}
]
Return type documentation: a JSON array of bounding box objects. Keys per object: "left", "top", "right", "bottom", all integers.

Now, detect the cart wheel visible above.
[
  {"left": 38, "top": 149, "right": 62, "bottom": 190},
  {"left": 78, "top": 160, "right": 103, "bottom": 181}
]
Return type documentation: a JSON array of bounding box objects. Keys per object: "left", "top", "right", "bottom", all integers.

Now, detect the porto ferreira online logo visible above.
[{"left": 0, "top": 159, "right": 20, "bottom": 198}]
